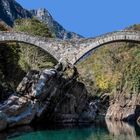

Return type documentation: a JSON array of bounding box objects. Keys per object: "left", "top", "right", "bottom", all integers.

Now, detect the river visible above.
[{"left": 1, "top": 120, "right": 140, "bottom": 140}]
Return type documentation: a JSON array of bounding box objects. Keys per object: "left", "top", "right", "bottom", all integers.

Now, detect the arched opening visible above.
[
  {"left": 0, "top": 40, "right": 57, "bottom": 100},
  {"left": 75, "top": 40, "right": 140, "bottom": 65},
  {"left": 77, "top": 40, "right": 140, "bottom": 103}
]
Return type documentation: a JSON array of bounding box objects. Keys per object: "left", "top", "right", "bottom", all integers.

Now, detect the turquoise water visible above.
[{"left": 4, "top": 121, "right": 140, "bottom": 140}]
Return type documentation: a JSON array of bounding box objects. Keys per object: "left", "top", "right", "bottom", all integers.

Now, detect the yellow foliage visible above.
[{"left": 96, "top": 75, "right": 109, "bottom": 90}]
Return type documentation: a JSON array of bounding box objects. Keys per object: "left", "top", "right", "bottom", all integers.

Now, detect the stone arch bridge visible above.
[{"left": 0, "top": 31, "right": 140, "bottom": 65}]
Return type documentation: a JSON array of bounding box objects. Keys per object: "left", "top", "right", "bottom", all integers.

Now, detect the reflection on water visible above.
[
  {"left": 106, "top": 120, "right": 140, "bottom": 140},
  {"left": 0, "top": 126, "right": 34, "bottom": 140},
  {"left": 1, "top": 120, "right": 140, "bottom": 140}
]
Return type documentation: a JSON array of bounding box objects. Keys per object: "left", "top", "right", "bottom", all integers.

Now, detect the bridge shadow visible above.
[{"left": 0, "top": 43, "right": 26, "bottom": 100}]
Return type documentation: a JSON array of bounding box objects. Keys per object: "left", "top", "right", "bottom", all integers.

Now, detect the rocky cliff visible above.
[
  {"left": 0, "top": 63, "right": 140, "bottom": 132},
  {"left": 0, "top": 64, "right": 98, "bottom": 131},
  {"left": 106, "top": 92, "right": 140, "bottom": 122}
]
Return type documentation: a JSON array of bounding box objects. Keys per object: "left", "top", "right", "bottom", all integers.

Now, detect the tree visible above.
[
  {"left": 14, "top": 18, "right": 57, "bottom": 72},
  {"left": 14, "top": 18, "right": 53, "bottom": 37}
]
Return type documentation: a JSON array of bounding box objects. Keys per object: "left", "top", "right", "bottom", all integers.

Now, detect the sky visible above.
[{"left": 16, "top": 0, "right": 140, "bottom": 38}]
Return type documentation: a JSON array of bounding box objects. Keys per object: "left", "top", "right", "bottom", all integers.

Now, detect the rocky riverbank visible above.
[
  {"left": 105, "top": 92, "right": 140, "bottom": 122},
  {"left": 0, "top": 64, "right": 98, "bottom": 131},
  {"left": 0, "top": 63, "right": 140, "bottom": 132}
]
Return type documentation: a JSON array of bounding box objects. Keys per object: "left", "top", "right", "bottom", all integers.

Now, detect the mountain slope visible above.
[
  {"left": 0, "top": 0, "right": 83, "bottom": 39},
  {"left": 30, "top": 8, "right": 83, "bottom": 39},
  {"left": 0, "top": 0, "right": 32, "bottom": 26}
]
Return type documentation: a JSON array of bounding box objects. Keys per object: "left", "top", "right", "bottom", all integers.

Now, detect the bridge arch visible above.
[
  {"left": 0, "top": 31, "right": 66, "bottom": 62},
  {"left": 72, "top": 31, "right": 140, "bottom": 65}
]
